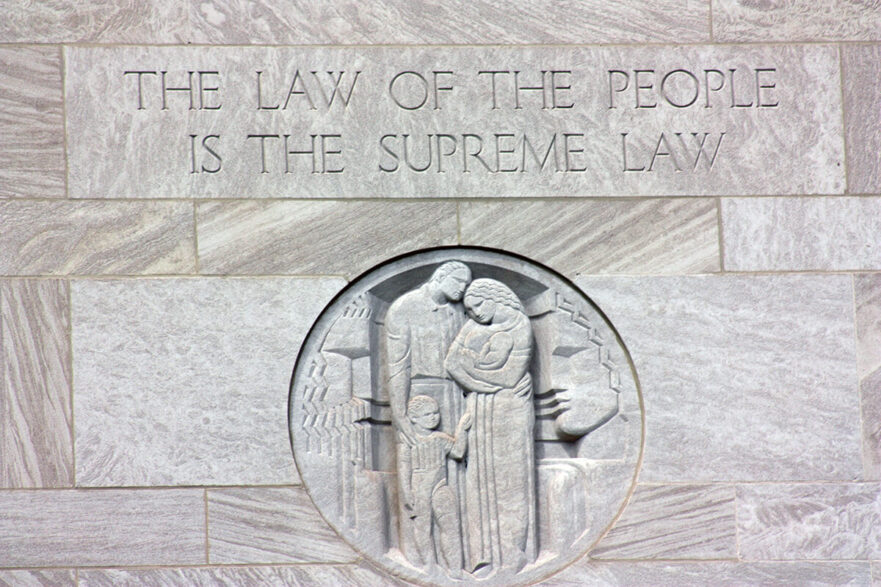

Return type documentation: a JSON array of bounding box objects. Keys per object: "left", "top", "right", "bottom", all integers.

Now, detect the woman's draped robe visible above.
[{"left": 446, "top": 313, "right": 536, "bottom": 575}]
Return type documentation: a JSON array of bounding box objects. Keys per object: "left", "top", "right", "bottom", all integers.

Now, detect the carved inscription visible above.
[
  {"left": 67, "top": 46, "right": 843, "bottom": 197},
  {"left": 607, "top": 66, "right": 775, "bottom": 173},
  {"left": 118, "top": 62, "right": 781, "bottom": 178},
  {"left": 289, "top": 249, "right": 643, "bottom": 586},
  {"left": 378, "top": 132, "right": 589, "bottom": 174},
  {"left": 606, "top": 68, "right": 779, "bottom": 110}
]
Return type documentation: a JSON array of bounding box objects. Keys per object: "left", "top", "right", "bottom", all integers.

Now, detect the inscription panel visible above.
[{"left": 66, "top": 45, "right": 843, "bottom": 199}]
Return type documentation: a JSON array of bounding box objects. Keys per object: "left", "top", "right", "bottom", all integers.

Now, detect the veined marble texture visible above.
[
  {"left": 1, "top": 0, "right": 879, "bottom": 577},
  {"left": 66, "top": 45, "right": 844, "bottom": 199},
  {"left": 460, "top": 199, "right": 719, "bottom": 276},
  {"left": 71, "top": 277, "right": 345, "bottom": 486},
  {"left": 578, "top": 274, "right": 861, "bottom": 482},
  {"left": 857, "top": 274, "right": 881, "bottom": 481},
  {"left": 862, "top": 370, "right": 881, "bottom": 483},
  {"left": 0, "top": 0, "right": 187, "bottom": 43},
  {"left": 0, "top": 571, "right": 75, "bottom": 587},
  {"left": 188, "top": 0, "right": 709, "bottom": 44},
  {"left": 207, "top": 487, "right": 357, "bottom": 564},
  {"left": 0, "top": 489, "right": 205, "bottom": 567},
  {"left": 722, "top": 197, "right": 881, "bottom": 271},
  {"left": 0, "top": 280, "right": 72, "bottom": 488},
  {"left": 737, "top": 483, "right": 881, "bottom": 560},
  {"left": 714, "top": 0, "right": 881, "bottom": 42},
  {"left": 0, "top": 47, "right": 65, "bottom": 199},
  {"left": 544, "top": 561, "right": 874, "bottom": 586},
  {"left": 845, "top": 45, "right": 881, "bottom": 195},
  {"left": 0, "top": 201, "right": 196, "bottom": 276},
  {"left": 1, "top": 0, "right": 707, "bottom": 44},
  {"left": 590, "top": 484, "right": 736, "bottom": 559},
  {"left": 78, "top": 565, "right": 405, "bottom": 587},
  {"left": 197, "top": 200, "right": 457, "bottom": 277},
  {"left": 856, "top": 274, "right": 881, "bottom": 381}
]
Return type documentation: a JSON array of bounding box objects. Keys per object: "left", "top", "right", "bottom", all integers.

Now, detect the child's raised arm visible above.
[{"left": 449, "top": 411, "right": 472, "bottom": 460}]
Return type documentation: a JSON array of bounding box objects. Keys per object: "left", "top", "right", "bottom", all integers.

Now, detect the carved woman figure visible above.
[{"left": 444, "top": 278, "right": 536, "bottom": 577}]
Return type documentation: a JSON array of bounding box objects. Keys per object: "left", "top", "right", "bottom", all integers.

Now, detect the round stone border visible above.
[{"left": 289, "top": 246, "right": 645, "bottom": 586}]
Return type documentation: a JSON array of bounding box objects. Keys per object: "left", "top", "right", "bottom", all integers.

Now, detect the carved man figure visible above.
[{"left": 384, "top": 261, "right": 472, "bottom": 568}]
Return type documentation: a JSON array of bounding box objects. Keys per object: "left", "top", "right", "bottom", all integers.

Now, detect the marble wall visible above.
[{"left": 1, "top": 1, "right": 879, "bottom": 585}]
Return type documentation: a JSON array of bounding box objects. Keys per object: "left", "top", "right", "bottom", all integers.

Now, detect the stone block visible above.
[
  {"left": 0, "top": 47, "right": 64, "bottom": 198},
  {"left": 0, "top": 1, "right": 186, "bottom": 43},
  {"left": 189, "top": 0, "right": 710, "bottom": 44},
  {"left": 722, "top": 197, "right": 881, "bottom": 271},
  {"left": 207, "top": 487, "right": 357, "bottom": 563},
  {"left": 737, "top": 483, "right": 881, "bottom": 560},
  {"left": 714, "top": 0, "right": 881, "bottom": 42},
  {"left": 0, "top": 201, "right": 195, "bottom": 276},
  {"left": 857, "top": 274, "right": 881, "bottom": 480},
  {"left": 861, "top": 370, "right": 881, "bottom": 482},
  {"left": 197, "top": 200, "right": 457, "bottom": 277},
  {"left": 71, "top": 277, "right": 345, "bottom": 486},
  {"left": 543, "top": 561, "right": 873, "bottom": 586},
  {"left": 78, "top": 565, "right": 403, "bottom": 586},
  {"left": 0, "top": 280, "right": 73, "bottom": 488},
  {"left": 845, "top": 45, "right": 881, "bottom": 194},
  {"left": 856, "top": 274, "right": 881, "bottom": 380},
  {"left": 578, "top": 274, "right": 861, "bottom": 482},
  {"left": 591, "top": 484, "right": 736, "bottom": 559},
  {"left": 460, "top": 199, "right": 720, "bottom": 276},
  {"left": 66, "top": 45, "right": 843, "bottom": 199},
  {"left": 0, "top": 571, "right": 75, "bottom": 587},
  {"left": 0, "top": 489, "right": 205, "bottom": 567}
]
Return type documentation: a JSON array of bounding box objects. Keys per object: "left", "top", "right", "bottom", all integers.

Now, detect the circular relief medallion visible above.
[{"left": 289, "top": 248, "right": 643, "bottom": 586}]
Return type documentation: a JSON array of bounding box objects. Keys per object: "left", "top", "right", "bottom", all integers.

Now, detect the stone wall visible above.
[{"left": 0, "top": 2, "right": 879, "bottom": 585}]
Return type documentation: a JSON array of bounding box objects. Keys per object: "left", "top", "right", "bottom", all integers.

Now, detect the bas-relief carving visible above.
[{"left": 290, "top": 249, "right": 642, "bottom": 585}]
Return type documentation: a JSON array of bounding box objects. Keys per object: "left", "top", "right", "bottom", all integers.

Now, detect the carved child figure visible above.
[{"left": 400, "top": 395, "right": 471, "bottom": 575}]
